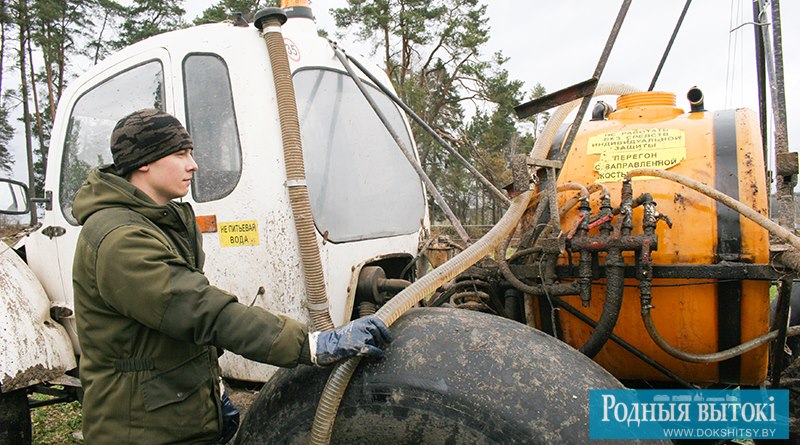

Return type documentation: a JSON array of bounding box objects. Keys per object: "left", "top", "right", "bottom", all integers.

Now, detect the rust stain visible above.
[
  {"left": 673, "top": 193, "right": 686, "bottom": 210},
  {"left": 195, "top": 215, "right": 218, "bottom": 233}
]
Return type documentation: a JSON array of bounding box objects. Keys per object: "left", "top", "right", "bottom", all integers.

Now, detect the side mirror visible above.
[{"left": 0, "top": 178, "right": 30, "bottom": 215}]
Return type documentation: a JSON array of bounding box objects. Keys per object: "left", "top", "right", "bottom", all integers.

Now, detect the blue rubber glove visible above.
[{"left": 310, "top": 316, "right": 393, "bottom": 366}]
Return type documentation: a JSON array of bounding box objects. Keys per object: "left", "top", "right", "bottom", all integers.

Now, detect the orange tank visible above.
[{"left": 539, "top": 91, "right": 770, "bottom": 385}]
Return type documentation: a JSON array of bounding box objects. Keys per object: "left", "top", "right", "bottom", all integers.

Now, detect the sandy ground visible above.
[
  {"left": 225, "top": 380, "right": 262, "bottom": 419},
  {"left": 223, "top": 380, "right": 263, "bottom": 444}
]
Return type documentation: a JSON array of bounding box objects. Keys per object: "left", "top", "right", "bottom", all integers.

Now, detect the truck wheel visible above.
[
  {"left": 0, "top": 389, "right": 31, "bottom": 445},
  {"left": 236, "top": 308, "right": 666, "bottom": 444},
  {"left": 753, "top": 356, "right": 800, "bottom": 445}
]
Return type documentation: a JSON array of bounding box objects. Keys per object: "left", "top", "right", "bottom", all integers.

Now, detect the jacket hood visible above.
[{"left": 72, "top": 166, "right": 190, "bottom": 230}]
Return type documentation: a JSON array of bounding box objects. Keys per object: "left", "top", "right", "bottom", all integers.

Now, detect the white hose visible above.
[
  {"left": 309, "top": 190, "right": 536, "bottom": 445},
  {"left": 530, "top": 83, "right": 643, "bottom": 161}
]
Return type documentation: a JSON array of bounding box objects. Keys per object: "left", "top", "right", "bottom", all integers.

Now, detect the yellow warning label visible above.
[
  {"left": 219, "top": 220, "right": 259, "bottom": 247},
  {"left": 588, "top": 128, "right": 686, "bottom": 183}
]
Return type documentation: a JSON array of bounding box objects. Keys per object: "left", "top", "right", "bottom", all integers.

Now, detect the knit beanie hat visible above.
[{"left": 110, "top": 109, "right": 193, "bottom": 176}]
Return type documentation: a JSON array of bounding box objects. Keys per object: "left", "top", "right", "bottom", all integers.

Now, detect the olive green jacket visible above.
[{"left": 72, "top": 167, "right": 311, "bottom": 444}]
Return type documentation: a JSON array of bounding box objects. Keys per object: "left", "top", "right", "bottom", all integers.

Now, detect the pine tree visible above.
[
  {"left": 332, "top": 0, "right": 533, "bottom": 224},
  {"left": 86, "top": 0, "right": 125, "bottom": 65},
  {"left": 114, "top": 0, "right": 186, "bottom": 48},
  {"left": 194, "top": 0, "right": 276, "bottom": 25},
  {"left": 0, "top": 0, "right": 15, "bottom": 174}
]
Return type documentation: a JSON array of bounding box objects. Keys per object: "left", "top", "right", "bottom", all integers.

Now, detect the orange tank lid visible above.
[
  {"left": 617, "top": 91, "right": 676, "bottom": 109},
  {"left": 281, "top": 0, "right": 310, "bottom": 7}
]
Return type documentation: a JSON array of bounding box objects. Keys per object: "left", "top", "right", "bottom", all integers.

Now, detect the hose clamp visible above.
[
  {"left": 263, "top": 25, "right": 283, "bottom": 34},
  {"left": 285, "top": 179, "right": 307, "bottom": 188},
  {"left": 306, "top": 301, "right": 329, "bottom": 311}
]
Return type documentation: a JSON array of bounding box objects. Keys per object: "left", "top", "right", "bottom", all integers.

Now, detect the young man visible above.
[{"left": 72, "top": 109, "right": 391, "bottom": 444}]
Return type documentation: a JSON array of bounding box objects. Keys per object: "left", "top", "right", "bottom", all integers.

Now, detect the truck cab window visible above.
[
  {"left": 60, "top": 61, "right": 165, "bottom": 225},
  {"left": 293, "top": 68, "right": 425, "bottom": 243},
  {"left": 183, "top": 54, "right": 242, "bottom": 202}
]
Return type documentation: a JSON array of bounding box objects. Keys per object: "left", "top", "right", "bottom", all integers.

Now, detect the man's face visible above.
[{"left": 131, "top": 148, "right": 197, "bottom": 205}]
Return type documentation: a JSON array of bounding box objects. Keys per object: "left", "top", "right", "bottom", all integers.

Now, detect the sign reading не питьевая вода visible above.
[{"left": 589, "top": 389, "right": 788, "bottom": 440}]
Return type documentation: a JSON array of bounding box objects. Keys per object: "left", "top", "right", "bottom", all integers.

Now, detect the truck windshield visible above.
[
  {"left": 60, "top": 61, "right": 165, "bottom": 224},
  {"left": 293, "top": 68, "right": 425, "bottom": 243}
]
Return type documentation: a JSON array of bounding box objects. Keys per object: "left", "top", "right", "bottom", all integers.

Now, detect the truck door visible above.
[{"left": 28, "top": 49, "right": 175, "bottom": 348}]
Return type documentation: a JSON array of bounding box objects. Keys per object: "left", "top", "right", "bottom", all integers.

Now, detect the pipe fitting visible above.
[
  {"left": 591, "top": 101, "right": 613, "bottom": 121},
  {"left": 687, "top": 86, "right": 705, "bottom": 112},
  {"left": 570, "top": 234, "right": 659, "bottom": 253},
  {"left": 599, "top": 194, "right": 613, "bottom": 236},
  {"left": 356, "top": 266, "right": 411, "bottom": 305},
  {"left": 253, "top": 7, "right": 287, "bottom": 29},
  {"left": 576, "top": 199, "right": 593, "bottom": 307}
]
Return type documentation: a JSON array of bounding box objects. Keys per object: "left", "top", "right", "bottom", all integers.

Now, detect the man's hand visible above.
[{"left": 310, "top": 316, "right": 393, "bottom": 366}]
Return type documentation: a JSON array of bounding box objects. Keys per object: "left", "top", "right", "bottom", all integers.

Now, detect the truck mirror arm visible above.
[{"left": 31, "top": 191, "right": 52, "bottom": 211}]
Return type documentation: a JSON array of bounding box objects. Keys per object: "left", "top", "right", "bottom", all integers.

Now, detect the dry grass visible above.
[
  {"left": 30, "top": 393, "right": 82, "bottom": 445},
  {"left": 0, "top": 223, "right": 31, "bottom": 247},
  {"left": 26, "top": 382, "right": 260, "bottom": 444}
]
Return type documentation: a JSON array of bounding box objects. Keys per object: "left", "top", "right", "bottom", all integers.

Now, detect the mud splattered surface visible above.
[
  {"left": 1, "top": 365, "right": 65, "bottom": 393},
  {"left": 780, "top": 359, "right": 800, "bottom": 441}
]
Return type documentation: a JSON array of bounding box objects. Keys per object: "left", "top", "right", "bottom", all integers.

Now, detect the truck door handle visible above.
[{"left": 42, "top": 225, "right": 66, "bottom": 239}]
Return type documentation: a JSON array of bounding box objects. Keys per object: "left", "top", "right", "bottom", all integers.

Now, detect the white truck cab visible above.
[{"left": 1, "top": 7, "right": 427, "bottom": 439}]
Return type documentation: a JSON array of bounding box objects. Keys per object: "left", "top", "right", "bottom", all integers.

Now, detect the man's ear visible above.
[{"left": 127, "top": 164, "right": 150, "bottom": 181}]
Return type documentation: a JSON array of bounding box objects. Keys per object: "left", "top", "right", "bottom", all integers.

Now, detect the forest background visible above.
[{"left": 0, "top": 0, "right": 796, "bottom": 228}]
